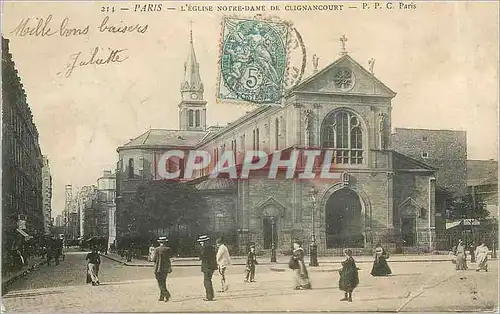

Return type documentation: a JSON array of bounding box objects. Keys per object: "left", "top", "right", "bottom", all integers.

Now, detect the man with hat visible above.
[
  {"left": 198, "top": 235, "right": 217, "bottom": 301},
  {"left": 152, "top": 236, "right": 173, "bottom": 302}
]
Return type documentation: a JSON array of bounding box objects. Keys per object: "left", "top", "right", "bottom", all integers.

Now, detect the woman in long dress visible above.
[
  {"left": 455, "top": 240, "right": 468, "bottom": 270},
  {"left": 338, "top": 249, "right": 359, "bottom": 302},
  {"left": 290, "top": 240, "right": 311, "bottom": 290},
  {"left": 371, "top": 244, "right": 392, "bottom": 276},
  {"left": 475, "top": 243, "right": 489, "bottom": 272}
]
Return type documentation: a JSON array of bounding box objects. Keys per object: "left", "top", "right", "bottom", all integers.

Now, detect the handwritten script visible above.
[
  {"left": 11, "top": 15, "right": 149, "bottom": 37},
  {"left": 64, "top": 47, "right": 129, "bottom": 78},
  {"left": 11, "top": 15, "right": 145, "bottom": 77}
]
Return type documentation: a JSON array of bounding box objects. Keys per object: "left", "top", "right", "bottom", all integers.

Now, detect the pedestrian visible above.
[
  {"left": 469, "top": 242, "right": 476, "bottom": 263},
  {"left": 198, "top": 235, "right": 217, "bottom": 301},
  {"left": 86, "top": 247, "right": 101, "bottom": 286},
  {"left": 244, "top": 245, "right": 258, "bottom": 283},
  {"left": 289, "top": 240, "right": 311, "bottom": 290},
  {"left": 338, "top": 249, "right": 359, "bottom": 302},
  {"left": 216, "top": 238, "right": 231, "bottom": 292},
  {"left": 152, "top": 237, "right": 173, "bottom": 302},
  {"left": 370, "top": 243, "right": 392, "bottom": 276},
  {"left": 148, "top": 243, "right": 156, "bottom": 262},
  {"left": 455, "top": 239, "right": 468, "bottom": 270},
  {"left": 475, "top": 242, "right": 489, "bottom": 272}
]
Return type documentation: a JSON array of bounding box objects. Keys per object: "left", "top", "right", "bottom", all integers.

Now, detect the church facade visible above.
[{"left": 116, "top": 34, "right": 438, "bottom": 255}]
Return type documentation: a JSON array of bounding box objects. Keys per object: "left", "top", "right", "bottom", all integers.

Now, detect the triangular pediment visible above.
[
  {"left": 291, "top": 55, "right": 396, "bottom": 98},
  {"left": 255, "top": 197, "right": 286, "bottom": 217},
  {"left": 398, "top": 197, "right": 426, "bottom": 218}
]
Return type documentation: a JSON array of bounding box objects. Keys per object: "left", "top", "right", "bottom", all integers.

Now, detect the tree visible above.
[
  {"left": 446, "top": 193, "right": 490, "bottom": 220},
  {"left": 121, "top": 180, "right": 208, "bottom": 238}
]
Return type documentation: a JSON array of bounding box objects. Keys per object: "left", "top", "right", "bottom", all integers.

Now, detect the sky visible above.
[{"left": 2, "top": 1, "right": 498, "bottom": 216}]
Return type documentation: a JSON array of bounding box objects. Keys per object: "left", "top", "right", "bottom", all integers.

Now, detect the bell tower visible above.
[{"left": 179, "top": 24, "right": 207, "bottom": 131}]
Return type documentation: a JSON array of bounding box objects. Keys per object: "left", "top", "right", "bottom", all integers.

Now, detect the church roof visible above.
[
  {"left": 392, "top": 151, "right": 437, "bottom": 172},
  {"left": 118, "top": 129, "right": 206, "bottom": 150}
]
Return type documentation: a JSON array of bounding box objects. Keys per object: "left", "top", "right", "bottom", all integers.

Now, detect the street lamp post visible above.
[
  {"left": 271, "top": 217, "right": 277, "bottom": 263},
  {"left": 309, "top": 186, "right": 319, "bottom": 266}
]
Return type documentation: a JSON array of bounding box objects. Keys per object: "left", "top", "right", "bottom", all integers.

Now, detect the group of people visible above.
[
  {"left": 149, "top": 235, "right": 255, "bottom": 302},
  {"left": 148, "top": 237, "right": 397, "bottom": 303},
  {"left": 42, "top": 237, "right": 65, "bottom": 266},
  {"left": 453, "top": 240, "right": 489, "bottom": 272}
]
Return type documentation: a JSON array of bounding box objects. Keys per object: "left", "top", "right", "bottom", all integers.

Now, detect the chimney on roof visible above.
[{"left": 103, "top": 170, "right": 112, "bottom": 176}]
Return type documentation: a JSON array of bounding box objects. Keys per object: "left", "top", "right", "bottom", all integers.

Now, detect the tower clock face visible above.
[
  {"left": 334, "top": 68, "right": 355, "bottom": 91},
  {"left": 191, "top": 93, "right": 199, "bottom": 100}
]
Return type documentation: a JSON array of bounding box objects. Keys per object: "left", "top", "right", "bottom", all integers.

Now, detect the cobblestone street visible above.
[{"left": 2, "top": 251, "right": 497, "bottom": 312}]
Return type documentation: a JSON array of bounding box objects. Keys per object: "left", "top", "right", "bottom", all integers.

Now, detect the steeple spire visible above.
[{"left": 181, "top": 22, "right": 204, "bottom": 95}]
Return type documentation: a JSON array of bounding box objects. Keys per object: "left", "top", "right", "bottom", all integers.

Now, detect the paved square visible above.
[{"left": 2, "top": 252, "right": 497, "bottom": 312}]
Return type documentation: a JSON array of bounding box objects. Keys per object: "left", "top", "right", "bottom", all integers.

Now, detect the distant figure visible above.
[
  {"left": 371, "top": 244, "right": 392, "bottom": 276},
  {"left": 152, "top": 237, "right": 173, "bottom": 302},
  {"left": 475, "top": 243, "right": 489, "bottom": 272},
  {"left": 338, "top": 249, "right": 359, "bottom": 302},
  {"left": 148, "top": 244, "right": 156, "bottom": 262},
  {"left": 469, "top": 242, "right": 476, "bottom": 263},
  {"left": 244, "top": 245, "right": 258, "bottom": 283},
  {"left": 455, "top": 240, "right": 468, "bottom": 270},
  {"left": 216, "top": 238, "right": 231, "bottom": 292},
  {"left": 198, "top": 235, "right": 217, "bottom": 301},
  {"left": 289, "top": 240, "right": 311, "bottom": 290},
  {"left": 86, "top": 247, "right": 101, "bottom": 286}
]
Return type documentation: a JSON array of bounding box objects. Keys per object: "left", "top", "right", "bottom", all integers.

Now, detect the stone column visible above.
[
  {"left": 387, "top": 172, "right": 394, "bottom": 228},
  {"left": 294, "top": 103, "right": 303, "bottom": 146},
  {"left": 313, "top": 103, "right": 322, "bottom": 147}
]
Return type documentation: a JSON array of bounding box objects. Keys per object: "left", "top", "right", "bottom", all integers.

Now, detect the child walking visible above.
[{"left": 244, "top": 245, "right": 259, "bottom": 282}]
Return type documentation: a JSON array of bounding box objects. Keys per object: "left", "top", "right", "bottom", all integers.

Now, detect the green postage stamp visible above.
[{"left": 217, "top": 17, "right": 291, "bottom": 105}]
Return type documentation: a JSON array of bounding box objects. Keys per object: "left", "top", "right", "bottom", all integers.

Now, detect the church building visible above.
[{"left": 116, "top": 31, "right": 438, "bottom": 255}]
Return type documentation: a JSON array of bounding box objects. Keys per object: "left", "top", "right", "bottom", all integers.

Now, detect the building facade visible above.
[
  {"left": 117, "top": 33, "right": 440, "bottom": 255},
  {"left": 42, "top": 156, "right": 52, "bottom": 235},
  {"left": 97, "top": 170, "right": 116, "bottom": 247},
  {"left": 76, "top": 185, "right": 98, "bottom": 239},
  {"left": 63, "top": 185, "right": 79, "bottom": 241},
  {"left": 467, "top": 159, "right": 498, "bottom": 218},
  {"left": 2, "top": 37, "right": 44, "bottom": 254},
  {"left": 391, "top": 128, "right": 468, "bottom": 248}
]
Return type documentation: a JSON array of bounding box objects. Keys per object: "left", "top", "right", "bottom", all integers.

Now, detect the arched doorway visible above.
[{"left": 325, "top": 188, "right": 364, "bottom": 248}]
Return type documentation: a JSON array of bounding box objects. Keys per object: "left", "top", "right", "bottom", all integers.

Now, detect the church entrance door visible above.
[
  {"left": 401, "top": 218, "right": 416, "bottom": 246},
  {"left": 325, "top": 188, "right": 364, "bottom": 248},
  {"left": 263, "top": 217, "right": 278, "bottom": 249}
]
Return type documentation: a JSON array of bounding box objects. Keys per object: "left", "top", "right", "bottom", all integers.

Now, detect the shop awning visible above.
[{"left": 16, "top": 229, "right": 32, "bottom": 240}]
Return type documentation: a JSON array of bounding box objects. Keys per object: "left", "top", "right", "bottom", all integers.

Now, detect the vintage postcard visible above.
[{"left": 1, "top": 1, "right": 498, "bottom": 313}]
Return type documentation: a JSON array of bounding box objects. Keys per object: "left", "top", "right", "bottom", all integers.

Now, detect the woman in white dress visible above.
[{"left": 475, "top": 243, "right": 489, "bottom": 272}]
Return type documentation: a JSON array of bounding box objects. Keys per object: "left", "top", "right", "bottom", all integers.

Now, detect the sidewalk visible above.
[
  {"left": 101, "top": 252, "right": 463, "bottom": 268},
  {"left": 1, "top": 256, "right": 46, "bottom": 295}
]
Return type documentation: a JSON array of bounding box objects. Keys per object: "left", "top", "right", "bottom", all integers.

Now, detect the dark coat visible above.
[
  {"left": 339, "top": 257, "right": 359, "bottom": 292},
  {"left": 200, "top": 244, "right": 217, "bottom": 273},
  {"left": 246, "top": 251, "right": 258, "bottom": 267},
  {"left": 153, "top": 245, "right": 173, "bottom": 274}
]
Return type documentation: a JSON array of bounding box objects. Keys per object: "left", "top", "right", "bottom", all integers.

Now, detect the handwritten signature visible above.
[
  {"left": 11, "top": 14, "right": 148, "bottom": 37},
  {"left": 64, "top": 47, "right": 129, "bottom": 78}
]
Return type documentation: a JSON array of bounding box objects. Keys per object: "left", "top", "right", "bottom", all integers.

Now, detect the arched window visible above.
[
  {"left": 128, "top": 158, "right": 134, "bottom": 178},
  {"left": 195, "top": 110, "right": 201, "bottom": 127},
  {"left": 321, "top": 110, "right": 363, "bottom": 164},
  {"left": 188, "top": 109, "right": 194, "bottom": 127},
  {"left": 275, "top": 118, "right": 279, "bottom": 150}
]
